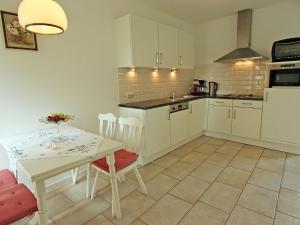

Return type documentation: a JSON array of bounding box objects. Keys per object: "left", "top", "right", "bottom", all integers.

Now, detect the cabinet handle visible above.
[
  {"left": 265, "top": 91, "right": 269, "bottom": 103},
  {"left": 189, "top": 104, "right": 193, "bottom": 114},
  {"left": 241, "top": 103, "right": 252, "bottom": 106},
  {"left": 156, "top": 52, "right": 159, "bottom": 65},
  {"left": 179, "top": 56, "right": 183, "bottom": 66},
  {"left": 216, "top": 101, "right": 225, "bottom": 104},
  {"left": 228, "top": 109, "right": 231, "bottom": 119},
  {"left": 160, "top": 52, "right": 163, "bottom": 64},
  {"left": 167, "top": 110, "right": 170, "bottom": 120},
  {"left": 233, "top": 110, "right": 236, "bottom": 120}
]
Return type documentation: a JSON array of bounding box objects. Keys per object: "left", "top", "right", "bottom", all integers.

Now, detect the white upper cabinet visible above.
[
  {"left": 261, "top": 88, "right": 300, "bottom": 146},
  {"left": 115, "top": 15, "right": 159, "bottom": 68},
  {"left": 158, "top": 24, "right": 178, "bottom": 69},
  {"left": 178, "top": 31, "right": 194, "bottom": 69},
  {"left": 115, "top": 14, "right": 194, "bottom": 69}
]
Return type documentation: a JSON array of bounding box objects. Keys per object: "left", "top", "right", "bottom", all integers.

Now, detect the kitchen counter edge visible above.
[{"left": 119, "top": 95, "right": 264, "bottom": 110}]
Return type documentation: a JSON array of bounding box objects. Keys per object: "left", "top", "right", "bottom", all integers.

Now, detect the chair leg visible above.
[
  {"left": 133, "top": 166, "right": 147, "bottom": 194},
  {"left": 72, "top": 167, "right": 79, "bottom": 185},
  {"left": 86, "top": 163, "right": 91, "bottom": 199},
  {"left": 91, "top": 170, "right": 100, "bottom": 200}
]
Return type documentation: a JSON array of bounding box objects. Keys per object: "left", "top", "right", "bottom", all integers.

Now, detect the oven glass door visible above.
[{"left": 270, "top": 69, "right": 300, "bottom": 87}]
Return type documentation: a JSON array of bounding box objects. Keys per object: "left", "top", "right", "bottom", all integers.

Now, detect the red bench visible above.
[{"left": 0, "top": 170, "right": 37, "bottom": 225}]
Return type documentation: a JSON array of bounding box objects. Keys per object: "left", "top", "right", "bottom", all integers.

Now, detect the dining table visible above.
[{"left": 0, "top": 126, "right": 123, "bottom": 225}]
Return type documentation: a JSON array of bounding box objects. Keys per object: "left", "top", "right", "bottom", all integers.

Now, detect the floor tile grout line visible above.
[
  {"left": 222, "top": 147, "right": 265, "bottom": 225},
  {"left": 176, "top": 139, "right": 240, "bottom": 225},
  {"left": 272, "top": 153, "right": 287, "bottom": 225},
  {"left": 140, "top": 137, "right": 228, "bottom": 225}
]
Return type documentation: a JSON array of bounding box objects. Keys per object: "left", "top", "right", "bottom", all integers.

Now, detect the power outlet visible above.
[{"left": 127, "top": 92, "right": 135, "bottom": 99}]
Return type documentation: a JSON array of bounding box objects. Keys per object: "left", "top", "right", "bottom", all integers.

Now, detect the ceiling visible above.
[{"left": 137, "top": 0, "right": 285, "bottom": 24}]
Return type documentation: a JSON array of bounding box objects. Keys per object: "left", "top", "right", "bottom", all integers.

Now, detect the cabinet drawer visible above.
[
  {"left": 233, "top": 100, "right": 263, "bottom": 109},
  {"left": 209, "top": 99, "right": 233, "bottom": 107}
]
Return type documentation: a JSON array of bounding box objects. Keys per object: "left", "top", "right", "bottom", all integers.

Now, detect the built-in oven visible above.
[{"left": 269, "top": 64, "right": 300, "bottom": 87}]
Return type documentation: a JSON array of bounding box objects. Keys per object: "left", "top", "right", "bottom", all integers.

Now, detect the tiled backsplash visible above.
[
  {"left": 118, "top": 68, "right": 194, "bottom": 103},
  {"left": 195, "top": 62, "right": 268, "bottom": 96}
]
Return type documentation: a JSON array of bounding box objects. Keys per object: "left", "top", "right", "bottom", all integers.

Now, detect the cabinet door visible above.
[
  {"left": 208, "top": 105, "right": 232, "bottom": 134},
  {"left": 232, "top": 107, "right": 262, "bottom": 139},
  {"left": 144, "top": 106, "right": 171, "bottom": 157},
  {"left": 170, "top": 110, "right": 189, "bottom": 145},
  {"left": 178, "top": 31, "right": 194, "bottom": 69},
  {"left": 261, "top": 88, "right": 300, "bottom": 145},
  {"left": 158, "top": 24, "right": 178, "bottom": 68},
  {"left": 131, "top": 15, "right": 159, "bottom": 68},
  {"left": 189, "top": 99, "right": 206, "bottom": 136}
]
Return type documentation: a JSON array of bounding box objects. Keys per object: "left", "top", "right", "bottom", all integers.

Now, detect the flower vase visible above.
[{"left": 51, "top": 123, "right": 68, "bottom": 143}]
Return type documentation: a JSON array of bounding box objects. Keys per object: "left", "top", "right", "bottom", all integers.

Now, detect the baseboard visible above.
[{"left": 204, "top": 131, "right": 300, "bottom": 155}]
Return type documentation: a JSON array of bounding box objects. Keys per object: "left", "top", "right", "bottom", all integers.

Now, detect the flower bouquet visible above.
[{"left": 39, "top": 113, "right": 74, "bottom": 143}]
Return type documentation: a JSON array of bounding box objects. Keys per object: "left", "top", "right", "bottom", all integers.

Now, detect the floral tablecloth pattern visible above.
[{"left": 0, "top": 126, "right": 104, "bottom": 173}]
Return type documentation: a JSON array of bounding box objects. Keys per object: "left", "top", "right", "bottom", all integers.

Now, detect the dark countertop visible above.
[{"left": 119, "top": 94, "right": 264, "bottom": 110}]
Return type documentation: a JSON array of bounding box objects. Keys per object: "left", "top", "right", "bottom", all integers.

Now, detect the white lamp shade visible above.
[{"left": 18, "top": 0, "right": 68, "bottom": 35}]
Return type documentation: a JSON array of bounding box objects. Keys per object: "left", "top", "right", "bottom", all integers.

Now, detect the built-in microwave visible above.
[{"left": 269, "top": 65, "right": 300, "bottom": 87}]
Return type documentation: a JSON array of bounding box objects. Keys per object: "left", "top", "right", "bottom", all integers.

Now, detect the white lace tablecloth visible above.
[{"left": 0, "top": 126, "right": 104, "bottom": 173}]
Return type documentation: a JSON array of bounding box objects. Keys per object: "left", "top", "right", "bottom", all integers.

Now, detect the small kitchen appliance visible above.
[
  {"left": 209, "top": 82, "right": 218, "bottom": 96},
  {"left": 269, "top": 63, "right": 300, "bottom": 87},
  {"left": 191, "top": 79, "right": 207, "bottom": 95},
  {"left": 272, "top": 38, "right": 300, "bottom": 62}
]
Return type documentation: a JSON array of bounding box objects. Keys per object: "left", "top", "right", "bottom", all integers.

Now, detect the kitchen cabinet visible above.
[
  {"left": 232, "top": 106, "right": 262, "bottom": 139},
  {"left": 115, "top": 15, "right": 159, "bottom": 68},
  {"left": 158, "top": 24, "right": 179, "bottom": 68},
  {"left": 115, "top": 14, "right": 194, "bottom": 69},
  {"left": 188, "top": 99, "right": 207, "bottom": 136},
  {"left": 208, "top": 104, "right": 232, "bottom": 135},
  {"left": 207, "top": 99, "right": 233, "bottom": 135},
  {"left": 178, "top": 31, "right": 194, "bottom": 69},
  {"left": 170, "top": 109, "right": 189, "bottom": 145},
  {"left": 261, "top": 88, "right": 300, "bottom": 145},
  {"left": 144, "top": 106, "right": 171, "bottom": 157}
]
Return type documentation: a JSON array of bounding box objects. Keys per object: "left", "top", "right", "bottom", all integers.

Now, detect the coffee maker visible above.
[{"left": 191, "top": 79, "right": 207, "bottom": 95}]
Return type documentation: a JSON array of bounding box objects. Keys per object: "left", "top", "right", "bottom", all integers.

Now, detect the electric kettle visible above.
[{"left": 209, "top": 82, "right": 218, "bottom": 96}]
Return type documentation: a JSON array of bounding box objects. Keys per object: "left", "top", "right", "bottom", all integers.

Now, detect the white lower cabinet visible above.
[
  {"left": 144, "top": 106, "right": 171, "bottom": 157},
  {"left": 188, "top": 99, "right": 207, "bottom": 136},
  {"left": 208, "top": 104, "right": 232, "bottom": 134},
  {"left": 170, "top": 109, "right": 189, "bottom": 145},
  {"left": 261, "top": 88, "right": 300, "bottom": 145},
  {"left": 232, "top": 107, "right": 262, "bottom": 139},
  {"left": 208, "top": 99, "right": 263, "bottom": 139}
]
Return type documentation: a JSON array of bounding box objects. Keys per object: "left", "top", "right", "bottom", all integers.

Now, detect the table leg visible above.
[
  {"left": 34, "top": 180, "right": 48, "bottom": 225},
  {"left": 86, "top": 163, "right": 91, "bottom": 199},
  {"left": 107, "top": 153, "right": 121, "bottom": 218}
]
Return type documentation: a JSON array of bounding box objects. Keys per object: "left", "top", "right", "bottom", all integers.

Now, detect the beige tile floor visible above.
[{"left": 43, "top": 136, "right": 300, "bottom": 225}]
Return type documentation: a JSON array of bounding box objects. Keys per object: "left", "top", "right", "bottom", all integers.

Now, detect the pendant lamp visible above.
[{"left": 18, "top": 0, "right": 68, "bottom": 35}]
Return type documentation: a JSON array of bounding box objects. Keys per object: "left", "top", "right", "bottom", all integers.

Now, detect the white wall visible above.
[
  {"left": 196, "top": 0, "right": 300, "bottom": 64},
  {"left": 0, "top": 0, "right": 193, "bottom": 176}
]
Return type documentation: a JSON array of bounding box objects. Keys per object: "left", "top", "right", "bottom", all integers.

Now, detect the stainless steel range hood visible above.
[{"left": 214, "top": 9, "right": 268, "bottom": 63}]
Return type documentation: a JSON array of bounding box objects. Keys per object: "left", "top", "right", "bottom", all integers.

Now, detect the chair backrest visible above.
[
  {"left": 98, "top": 113, "right": 117, "bottom": 139},
  {"left": 116, "top": 117, "right": 143, "bottom": 153}
]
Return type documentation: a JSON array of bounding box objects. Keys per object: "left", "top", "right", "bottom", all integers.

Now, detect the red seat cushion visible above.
[
  {"left": 0, "top": 184, "right": 37, "bottom": 225},
  {"left": 0, "top": 169, "right": 17, "bottom": 192},
  {"left": 92, "top": 149, "right": 138, "bottom": 172}
]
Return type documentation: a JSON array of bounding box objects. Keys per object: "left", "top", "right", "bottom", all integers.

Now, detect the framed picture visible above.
[{"left": 1, "top": 10, "right": 38, "bottom": 50}]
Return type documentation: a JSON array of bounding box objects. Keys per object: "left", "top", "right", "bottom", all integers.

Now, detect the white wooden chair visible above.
[
  {"left": 90, "top": 117, "right": 147, "bottom": 201},
  {"left": 71, "top": 113, "right": 117, "bottom": 188}
]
